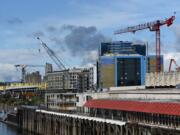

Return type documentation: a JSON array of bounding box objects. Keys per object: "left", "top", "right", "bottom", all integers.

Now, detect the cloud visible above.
[
  {"left": 0, "top": 63, "right": 20, "bottom": 82},
  {"left": 81, "top": 50, "right": 98, "bottom": 65},
  {"left": 33, "top": 31, "right": 45, "bottom": 37},
  {"left": 31, "top": 25, "right": 110, "bottom": 65},
  {"left": 63, "top": 25, "right": 109, "bottom": 56},
  {"left": 7, "top": 17, "right": 23, "bottom": 24},
  {"left": 0, "top": 48, "right": 50, "bottom": 81},
  {"left": 46, "top": 26, "right": 57, "bottom": 33},
  {"left": 173, "top": 24, "right": 180, "bottom": 52}
]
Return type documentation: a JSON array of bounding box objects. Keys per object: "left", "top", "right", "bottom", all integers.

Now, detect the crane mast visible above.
[
  {"left": 114, "top": 15, "right": 175, "bottom": 73},
  {"left": 37, "top": 37, "right": 66, "bottom": 70}
]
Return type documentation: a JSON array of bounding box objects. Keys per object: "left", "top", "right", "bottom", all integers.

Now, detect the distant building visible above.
[
  {"left": 45, "top": 63, "right": 53, "bottom": 74},
  {"left": 25, "top": 71, "right": 41, "bottom": 83}
]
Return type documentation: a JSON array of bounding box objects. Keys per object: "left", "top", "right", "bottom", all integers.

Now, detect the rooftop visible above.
[{"left": 84, "top": 99, "right": 180, "bottom": 116}]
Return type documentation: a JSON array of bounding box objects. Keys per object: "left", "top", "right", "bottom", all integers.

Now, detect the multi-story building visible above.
[
  {"left": 45, "top": 92, "right": 76, "bottom": 112},
  {"left": 25, "top": 71, "right": 42, "bottom": 83},
  {"left": 100, "top": 41, "right": 146, "bottom": 56},
  {"left": 45, "top": 68, "right": 94, "bottom": 92},
  {"left": 98, "top": 55, "right": 146, "bottom": 88},
  {"left": 46, "top": 70, "right": 69, "bottom": 91},
  {"left": 45, "top": 63, "right": 53, "bottom": 74},
  {"left": 88, "top": 67, "right": 94, "bottom": 89},
  {"left": 97, "top": 41, "right": 146, "bottom": 89}
]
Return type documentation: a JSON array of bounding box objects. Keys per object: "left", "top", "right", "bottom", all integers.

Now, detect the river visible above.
[
  {"left": 0, "top": 110, "right": 35, "bottom": 135},
  {"left": 0, "top": 122, "right": 21, "bottom": 135},
  {"left": 0, "top": 122, "right": 36, "bottom": 135}
]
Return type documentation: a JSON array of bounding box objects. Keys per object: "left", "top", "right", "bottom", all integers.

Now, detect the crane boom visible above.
[
  {"left": 114, "top": 15, "right": 175, "bottom": 73},
  {"left": 37, "top": 37, "right": 66, "bottom": 70},
  {"left": 114, "top": 16, "right": 175, "bottom": 34}
]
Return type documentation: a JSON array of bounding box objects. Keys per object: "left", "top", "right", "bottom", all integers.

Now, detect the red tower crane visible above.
[
  {"left": 168, "top": 59, "right": 180, "bottom": 72},
  {"left": 114, "top": 15, "right": 175, "bottom": 73}
]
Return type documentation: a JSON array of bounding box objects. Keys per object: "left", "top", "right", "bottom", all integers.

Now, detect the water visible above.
[
  {"left": 0, "top": 122, "right": 21, "bottom": 135},
  {"left": 0, "top": 122, "right": 37, "bottom": 135},
  {"left": 0, "top": 111, "right": 35, "bottom": 135}
]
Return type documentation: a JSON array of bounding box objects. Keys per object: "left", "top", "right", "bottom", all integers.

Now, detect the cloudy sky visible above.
[{"left": 0, "top": 0, "right": 180, "bottom": 81}]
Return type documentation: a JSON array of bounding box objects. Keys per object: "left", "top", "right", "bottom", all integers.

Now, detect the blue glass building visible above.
[{"left": 100, "top": 41, "right": 146, "bottom": 56}]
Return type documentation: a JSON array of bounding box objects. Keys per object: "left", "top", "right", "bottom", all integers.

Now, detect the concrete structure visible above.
[
  {"left": 46, "top": 68, "right": 94, "bottom": 92},
  {"left": 45, "top": 63, "right": 53, "bottom": 74},
  {"left": 0, "top": 82, "right": 47, "bottom": 98},
  {"left": 146, "top": 71, "right": 180, "bottom": 87},
  {"left": 45, "top": 92, "right": 76, "bottom": 112},
  {"left": 76, "top": 88, "right": 180, "bottom": 113},
  {"left": 18, "top": 105, "right": 180, "bottom": 135},
  {"left": 25, "top": 71, "right": 41, "bottom": 83},
  {"left": 46, "top": 70, "right": 69, "bottom": 91}
]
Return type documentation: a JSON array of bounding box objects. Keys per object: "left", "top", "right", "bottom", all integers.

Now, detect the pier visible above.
[{"left": 17, "top": 106, "right": 180, "bottom": 135}]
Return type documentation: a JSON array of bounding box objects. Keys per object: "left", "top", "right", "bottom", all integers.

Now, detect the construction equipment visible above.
[
  {"left": 114, "top": 15, "right": 175, "bottom": 73},
  {"left": 36, "top": 37, "right": 66, "bottom": 70},
  {"left": 15, "top": 64, "right": 44, "bottom": 82},
  {"left": 168, "top": 59, "right": 180, "bottom": 72}
]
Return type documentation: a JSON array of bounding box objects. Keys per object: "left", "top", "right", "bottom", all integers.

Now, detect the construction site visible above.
[{"left": 1, "top": 14, "right": 180, "bottom": 135}]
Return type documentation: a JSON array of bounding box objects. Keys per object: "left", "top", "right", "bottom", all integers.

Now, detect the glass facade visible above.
[
  {"left": 117, "top": 58, "right": 141, "bottom": 86},
  {"left": 100, "top": 41, "right": 146, "bottom": 56}
]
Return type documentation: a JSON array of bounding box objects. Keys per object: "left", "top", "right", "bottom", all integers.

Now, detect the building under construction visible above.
[{"left": 45, "top": 67, "right": 94, "bottom": 92}]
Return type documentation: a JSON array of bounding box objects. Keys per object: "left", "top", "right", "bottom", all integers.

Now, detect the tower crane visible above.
[
  {"left": 36, "top": 37, "right": 66, "bottom": 70},
  {"left": 168, "top": 59, "right": 180, "bottom": 72},
  {"left": 15, "top": 64, "right": 44, "bottom": 83},
  {"left": 114, "top": 15, "right": 175, "bottom": 73}
]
